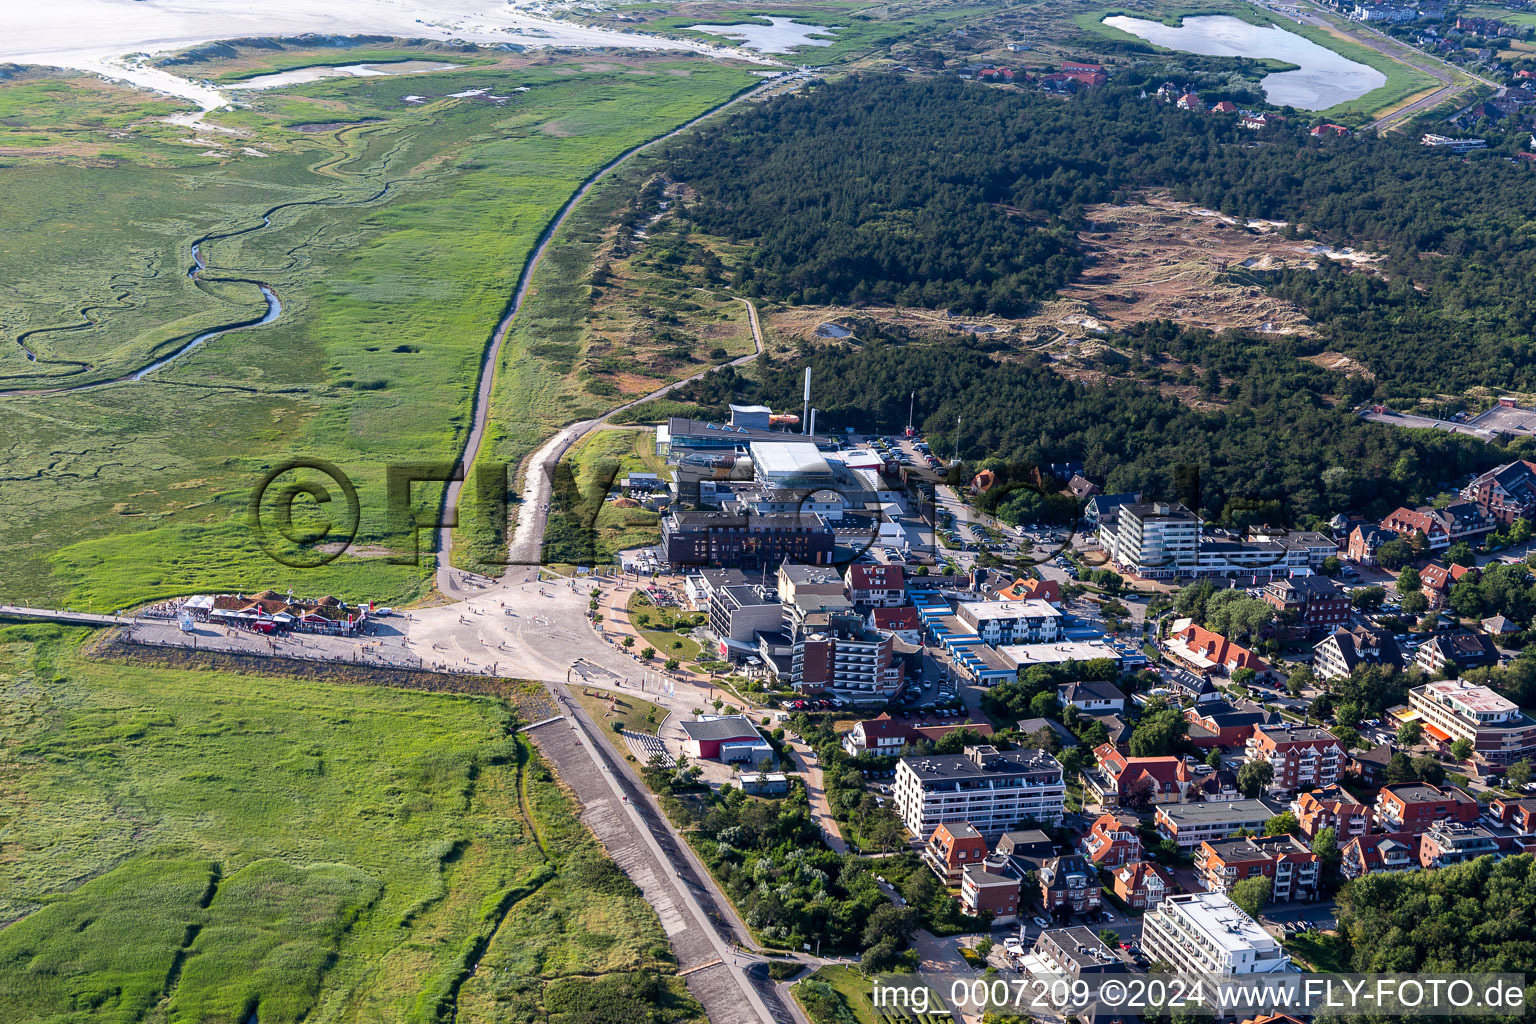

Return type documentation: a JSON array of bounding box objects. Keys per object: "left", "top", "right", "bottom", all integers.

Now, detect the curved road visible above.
[
  {"left": 435, "top": 80, "right": 788, "bottom": 594},
  {"left": 496, "top": 296, "right": 766, "bottom": 575}
]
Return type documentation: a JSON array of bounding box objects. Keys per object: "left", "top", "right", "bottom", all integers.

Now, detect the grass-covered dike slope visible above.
[{"left": 0, "top": 623, "right": 700, "bottom": 1024}]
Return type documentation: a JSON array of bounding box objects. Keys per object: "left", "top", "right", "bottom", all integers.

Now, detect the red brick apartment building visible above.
[
  {"left": 1196, "top": 834, "right": 1320, "bottom": 902},
  {"left": 1244, "top": 725, "right": 1345, "bottom": 792},
  {"left": 1373, "top": 782, "right": 1480, "bottom": 836}
]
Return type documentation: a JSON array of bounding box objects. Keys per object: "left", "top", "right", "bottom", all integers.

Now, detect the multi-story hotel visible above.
[
  {"left": 1408, "top": 680, "right": 1536, "bottom": 767},
  {"left": 1100, "top": 501, "right": 1199, "bottom": 579},
  {"left": 1140, "top": 892, "right": 1291, "bottom": 975},
  {"left": 894, "top": 745, "right": 1065, "bottom": 837}
]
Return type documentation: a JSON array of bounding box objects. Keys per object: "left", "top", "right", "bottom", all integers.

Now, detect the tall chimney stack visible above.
[{"left": 803, "top": 367, "right": 812, "bottom": 435}]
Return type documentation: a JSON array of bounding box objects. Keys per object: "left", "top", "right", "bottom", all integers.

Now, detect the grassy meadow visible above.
[
  {"left": 0, "top": 623, "right": 697, "bottom": 1024},
  {"left": 0, "top": 54, "right": 756, "bottom": 610}
]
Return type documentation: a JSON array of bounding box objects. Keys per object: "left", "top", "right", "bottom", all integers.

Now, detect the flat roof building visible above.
[
  {"left": 954, "top": 599, "right": 1062, "bottom": 645},
  {"left": 894, "top": 745, "right": 1065, "bottom": 837},
  {"left": 1409, "top": 680, "right": 1536, "bottom": 767},
  {"left": 1140, "top": 892, "right": 1290, "bottom": 975},
  {"left": 998, "top": 640, "right": 1123, "bottom": 671},
  {"left": 749, "top": 440, "right": 834, "bottom": 490},
  {"left": 1155, "top": 799, "right": 1279, "bottom": 848}
]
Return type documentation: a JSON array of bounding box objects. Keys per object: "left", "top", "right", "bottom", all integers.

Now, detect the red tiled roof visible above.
[{"left": 872, "top": 606, "right": 921, "bottom": 629}]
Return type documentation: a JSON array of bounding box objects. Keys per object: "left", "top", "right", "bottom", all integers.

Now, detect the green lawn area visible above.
[
  {"left": 576, "top": 689, "right": 670, "bottom": 758},
  {"left": 1464, "top": 5, "right": 1536, "bottom": 28},
  {"left": 0, "top": 623, "right": 698, "bottom": 1024},
  {"left": 0, "top": 55, "right": 756, "bottom": 610},
  {"left": 627, "top": 590, "right": 705, "bottom": 662},
  {"left": 794, "top": 965, "right": 951, "bottom": 1024},
  {"left": 794, "top": 966, "right": 881, "bottom": 1024},
  {"left": 1286, "top": 929, "right": 1351, "bottom": 973}
]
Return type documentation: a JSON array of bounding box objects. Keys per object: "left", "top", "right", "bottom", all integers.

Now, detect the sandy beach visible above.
[{"left": 1, "top": 0, "right": 768, "bottom": 107}]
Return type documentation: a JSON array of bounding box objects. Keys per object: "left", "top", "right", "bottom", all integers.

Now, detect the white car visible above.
[
  {"left": 1003, "top": 938, "right": 1024, "bottom": 953},
  {"left": 1033, "top": 916, "right": 1050, "bottom": 929}
]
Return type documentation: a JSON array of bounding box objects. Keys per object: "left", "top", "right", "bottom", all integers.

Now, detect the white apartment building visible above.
[
  {"left": 1140, "top": 892, "right": 1291, "bottom": 975},
  {"left": 954, "top": 599, "right": 1062, "bottom": 645},
  {"left": 894, "top": 745, "right": 1065, "bottom": 836},
  {"left": 1101, "top": 502, "right": 1199, "bottom": 579},
  {"left": 1101, "top": 501, "right": 1334, "bottom": 580}
]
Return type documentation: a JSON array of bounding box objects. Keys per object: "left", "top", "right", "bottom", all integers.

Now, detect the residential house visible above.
[
  {"left": 1032, "top": 926, "right": 1126, "bottom": 978},
  {"left": 1112, "top": 860, "right": 1172, "bottom": 910},
  {"left": 1482, "top": 614, "right": 1520, "bottom": 637},
  {"left": 1414, "top": 632, "right": 1500, "bottom": 676},
  {"left": 845, "top": 563, "right": 906, "bottom": 608},
  {"left": 1068, "top": 473, "right": 1102, "bottom": 500},
  {"left": 1345, "top": 523, "right": 1396, "bottom": 565},
  {"left": 1014, "top": 717, "right": 1080, "bottom": 751},
  {"left": 1341, "top": 833, "right": 1418, "bottom": 879},
  {"left": 1348, "top": 741, "right": 1394, "bottom": 786},
  {"left": 1245, "top": 725, "right": 1345, "bottom": 793},
  {"left": 1420, "top": 561, "right": 1478, "bottom": 609},
  {"left": 996, "top": 576, "right": 1062, "bottom": 605},
  {"left": 924, "top": 821, "right": 991, "bottom": 884},
  {"left": 1183, "top": 700, "right": 1278, "bottom": 749},
  {"left": 1081, "top": 812, "right": 1144, "bottom": 868},
  {"left": 995, "top": 828, "right": 1058, "bottom": 874},
  {"left": 960, "top": 863, "right": 1020, "bottom": 920},
  {"left": 1310, "top": 123, "right": 1353, "bottom": 138},
  {"left": 1374, "top": 782, "right": 1480, "bottom": 835},
  {"left": 840, "top": 712, "right": 996, "bottom": 758},
  {"left": 1177, "top": 92, "right": 1205, "bottom": 111},
  {"left": 1084, "top": 711, "right": 1132, "bottom": 746},
  {"left": 1461, "top": 459, "right": 1536, "bottom": 524},
  {"left": 1196, "top": 834, "right": 1320, "bottom": 902},
  {"left": 1291, "top": 785, "right": 1370, "bottom": 840},
  {"left": 1059, "top": 680, "right": 1128, "bottom": 714},
  {"left": 1379, "top": 503, "right": 1495, "bottom": 552},
  {"left": 1039, "top": 853, "right": 1102, "bottom": 916},
  {"left": 1084, "top": 743, "right": 1200, "bottom": 807},
  {"left": 869, "top": 605, "right": 923, "bottom": 644},
  {"left": 1262, "top": 575, "right": 1351, "bottom": 633},
  {"left": 1166, "top": 620, "right": 1271, "bottom": 678},
  {"left": 1212, "top": 99, "right": 1238, "bottom": 113},
  {"left": 1313, "top": 623, "right": 1404, "bottom": 681}
]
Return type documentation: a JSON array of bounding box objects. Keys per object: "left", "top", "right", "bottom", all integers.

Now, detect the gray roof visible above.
[
  {"left": 779, "top": 562, "right": 844, "bottom": 585},
  {"left": 1060, "top": 680, "right": 1127, "bottom": 703},
  {"left": 1157, "top": 799, "right": 1278, "bottom": 826},
  {"left": 679, "top": 715, "right": 763, "bottom": 743}
]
